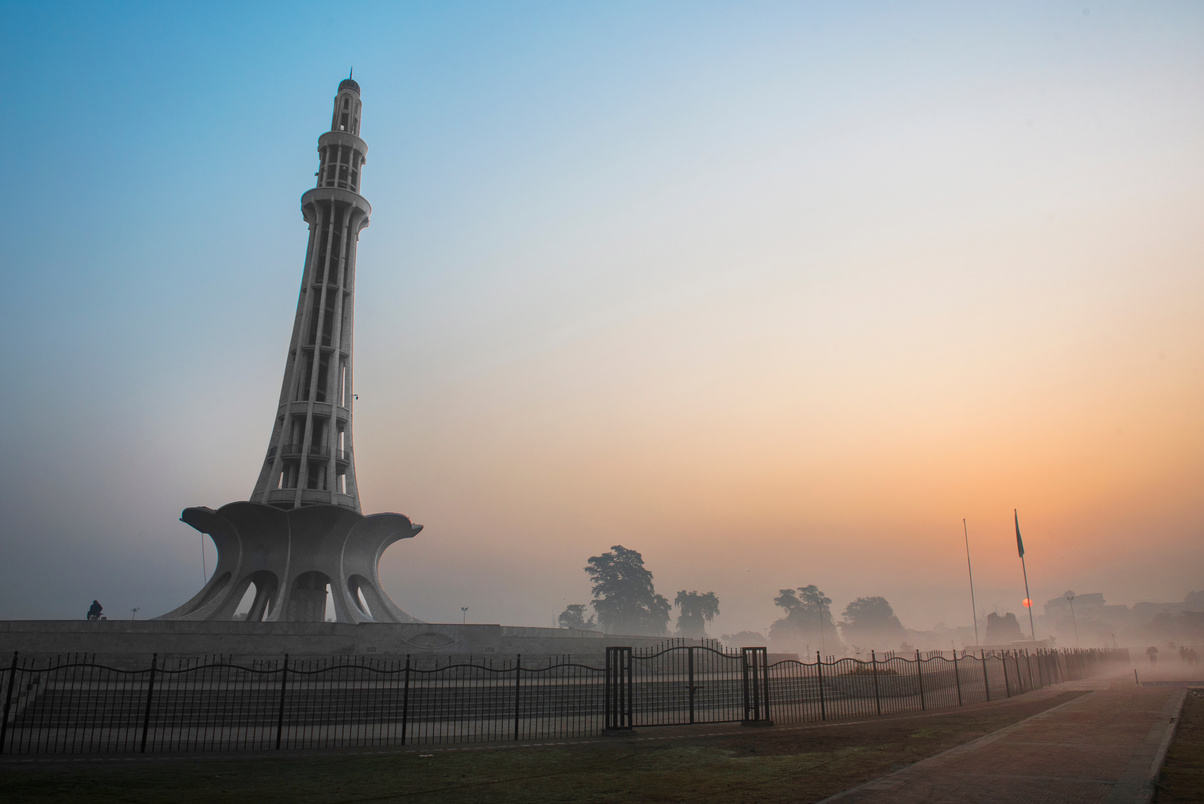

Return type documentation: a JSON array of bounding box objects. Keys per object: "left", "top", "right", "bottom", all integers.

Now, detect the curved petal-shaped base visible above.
[{"left": 156, "top": 502, "right": 423, "bottom": 624}]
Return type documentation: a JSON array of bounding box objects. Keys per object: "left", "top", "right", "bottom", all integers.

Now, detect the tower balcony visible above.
[
  {"left": 301, "top": 186, "right": 371, "bottom": 219},
  {"left": 278, "top": 444, "right": 351, "bottom": 465},
  {"left": 287, "top": 401, "right": 348, "bottom": 421},
  {"left": 317, "top": 130, "right": 367, "bottom": 159}
]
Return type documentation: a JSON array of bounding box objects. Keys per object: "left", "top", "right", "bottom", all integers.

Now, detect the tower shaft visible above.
[{"left": 252, "top": 79, "right": 370, "bottom": 512}]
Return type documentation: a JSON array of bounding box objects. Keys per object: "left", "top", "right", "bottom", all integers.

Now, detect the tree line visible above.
[{"left": 559, "top": 544, "right": 909, "bottom": 652}]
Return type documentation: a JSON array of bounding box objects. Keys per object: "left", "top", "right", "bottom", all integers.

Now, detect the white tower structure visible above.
[
  {"left": 159, "top": 77, "right": 423, "bottom": 624},
  {"left": 250, "top": 76, "right": 368, "bottom": 511}
]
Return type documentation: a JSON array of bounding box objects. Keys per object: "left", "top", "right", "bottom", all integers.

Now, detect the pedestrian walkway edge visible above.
[
  {"left": 1106, "top": 686, "right": 1187, "bottom": 804},
  {"left": 815, "top": 689, "right": 1097, "bottom": 803}
]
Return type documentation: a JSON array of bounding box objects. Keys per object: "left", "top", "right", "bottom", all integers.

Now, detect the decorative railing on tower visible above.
[{"left": 159, "top": 78, "right": 423, "bottom": 625}]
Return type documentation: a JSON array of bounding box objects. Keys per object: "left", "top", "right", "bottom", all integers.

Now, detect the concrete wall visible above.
[{"left": 0, "top": 620, "right": 689, "bottom": 663}]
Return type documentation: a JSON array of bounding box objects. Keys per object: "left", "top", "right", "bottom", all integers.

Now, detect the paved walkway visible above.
[{"left": 819, "top": 671, "right": 1191, "bottom": 804}]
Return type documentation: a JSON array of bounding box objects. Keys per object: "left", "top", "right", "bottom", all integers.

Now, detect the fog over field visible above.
[{"left": 1, "top": 2, "right": 1201, "bottom": 648}]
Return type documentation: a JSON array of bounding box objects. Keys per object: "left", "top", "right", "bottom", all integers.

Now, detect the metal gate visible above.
[{"left": 604, "top": 645, "right": 771, "bottom": 729}]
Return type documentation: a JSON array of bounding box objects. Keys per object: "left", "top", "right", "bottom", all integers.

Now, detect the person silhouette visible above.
[{"left": 87, "top": 600, "right": 103, "bottom": 621}]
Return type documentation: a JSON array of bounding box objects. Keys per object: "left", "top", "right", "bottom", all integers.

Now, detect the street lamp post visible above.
[
  {"left": 1065, "top": 591, "right": 1080, "bottom": 648},
  {"left": 461, "top": 607, "right": 468, "bottom": 625}
]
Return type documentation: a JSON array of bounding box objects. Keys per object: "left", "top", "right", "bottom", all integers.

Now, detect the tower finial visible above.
[{"left": 349, "top": 67, "right": 353, "bottom": 80}]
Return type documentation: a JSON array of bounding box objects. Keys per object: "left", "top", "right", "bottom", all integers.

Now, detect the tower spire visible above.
[{"left": 250, "top": 78, "right": 370, "bottom": 511}]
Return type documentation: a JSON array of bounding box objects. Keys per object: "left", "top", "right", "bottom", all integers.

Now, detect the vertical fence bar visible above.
[
  {"left": 399, "top": 656, "right": 410, "bottom": 747},
  {"left": 140, "top": 654, "right": 158, "bottom": 753},
  {"left": 981, "top": 650, "right": 990, "bottom": 702},
  {"left": 761, "top": 649, "right": 771, "bottom": 723},
  {"left": 688, "top": 647, "right": 696, "bottom": 725},
  {"left": 915, "top": 650, "right": 925, "bottom": 711},
  {"left": 63, "top": 653, "right": 74, "bottom": 754},
  {"left": 624, "top": 648, "right": 633, "bottom": 729},
  {"left": 741, "top": 648, "right": 750, "bottom": 722},
  {"left": 275, "top": 654, "right": 289, "bottom": 750},
  {"left": 816, "top": 652, "right": 826, "bottom": 721},
  {"left": 871, "top": 650, "right": 881, "bottom": 716},
  {"left": 604, "top": 649, "right": 611, "bottom": 730},
  {"left": 513, "top": 655, "right": 522, "bottom": 741},
  {"left": 754, "top": 649, "right": 762, "bottom": 722},
  {"left": 953, "top": 650, "right": 962, "bottom": 706},
  {"left": 0, "top": 651, "right": 17, "bottom": 755}
]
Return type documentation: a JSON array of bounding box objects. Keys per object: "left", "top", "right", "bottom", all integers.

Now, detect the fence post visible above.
[
  {"left": 981, "top": 650, "right": 990, "bottom": 702},
  {"left": 915, "top": 650, "right": 925, "bottom": 711},
  {"left": 275, "top": 654, "right": 289, "bottom": 750},
  {"left": 816, "top": 651, "right": 826, "bottom": 721},
  {"left": 401, "top": 655, "right": 410, "bottom": 746},
  {"left": 760, "top": 648, "right": 771, "bottom": 723},
  {"left": 0, "top": 651, "right": 17, "bottom": 755},
  {"left": 604, "top": 648, "right": 613, "bottom": 730},
  {"left": 688, "top": 647, "right": 696, "bottom": 725},
  {"left": 871, "top": 650, "right": 881, "bottom": 716},
  {"left": 741, "top": 648, "right": 771, "bottom": 725},
  {"left": 513, "top": 654, "right": 522, "bottom": 741},
  {"left": 1002, "top": 651, "right": 1011, "bottom": 697},
  {"left": 604, "top": 647, "right": 632, "bottom": 731},
  {"left": 140, "top": 653, "right": 158, "bottom": 753},
  {"left": 741, "top": 647, "right": 750, "bottom": 721},
  {"left": 953, "top": 650, "right": 962, "bottom": 706}
]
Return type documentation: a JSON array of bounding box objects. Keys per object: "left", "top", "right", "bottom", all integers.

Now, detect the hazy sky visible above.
[{"left": 1, "top": 1, "right": 1201, "bottom": 637}]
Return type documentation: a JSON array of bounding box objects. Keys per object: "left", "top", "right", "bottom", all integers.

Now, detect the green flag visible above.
[{"left": 1014, "top": 509, "right": 1024, "bottom": 558}]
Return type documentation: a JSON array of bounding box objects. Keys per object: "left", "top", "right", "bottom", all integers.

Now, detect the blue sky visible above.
[{"left": 1, "top": 1, "right": 1201, "bottom": 638}]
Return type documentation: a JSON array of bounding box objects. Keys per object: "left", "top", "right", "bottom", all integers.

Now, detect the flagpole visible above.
[
  {"left": 963, "top": 518, "right": 980, "bottom": 647},
  {"left": 1021, "top": 556, "right": 1035, "bottom": 640},
  {"left": 1015, "top": 509, "right": 1036, "bottom": 641}
]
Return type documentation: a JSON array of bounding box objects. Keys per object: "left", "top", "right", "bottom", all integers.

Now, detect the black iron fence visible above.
[{"left": 0, "top": 647, "right": 1127, "bottom": 755}]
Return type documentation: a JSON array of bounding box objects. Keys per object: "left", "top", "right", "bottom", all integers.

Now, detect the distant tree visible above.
[
  {"left": 585, "top": 545, "right": 671, "bottom": 636},
  {"left": 558, "top": 603, "right": 596, "bottom": 630},
  {"left": 1185, "top": 591, "right": 1204, "bottom": 611},
  {"left": 674, "top": 590, "right": 720, "bottom": 638},
  {"left": 839, "top": 596, "right": 905, "bottom": 650},
  {"left": 769, "top": 585, "right": 838, "bottom": 654},
  {"left": 720, "top": 631, "right": 767, "bottom": 649}
]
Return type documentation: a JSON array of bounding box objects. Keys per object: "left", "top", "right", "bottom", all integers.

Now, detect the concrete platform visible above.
[
  {"left": 0, "top": 619, "right": 673, "bottom": 660},
  {"left": 819, "top": 670, "right": 1191, "bottom": 804}
]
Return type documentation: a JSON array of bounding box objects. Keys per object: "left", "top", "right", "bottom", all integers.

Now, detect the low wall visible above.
[{"left": 0, "top": 620, "right": 679, "bottom": 661}]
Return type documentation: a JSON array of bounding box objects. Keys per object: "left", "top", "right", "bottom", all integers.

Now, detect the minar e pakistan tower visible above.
[{"left": 159, "top": 77, "right": 423, "bottom": 625}]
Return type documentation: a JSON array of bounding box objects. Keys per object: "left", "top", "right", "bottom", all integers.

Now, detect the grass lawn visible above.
[
  {"left": 1155, "top": 688, "right": 1204, "bottom": 804},
  {"left": 2, "top": 691, "right": 1085, "bottom": 803}
]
